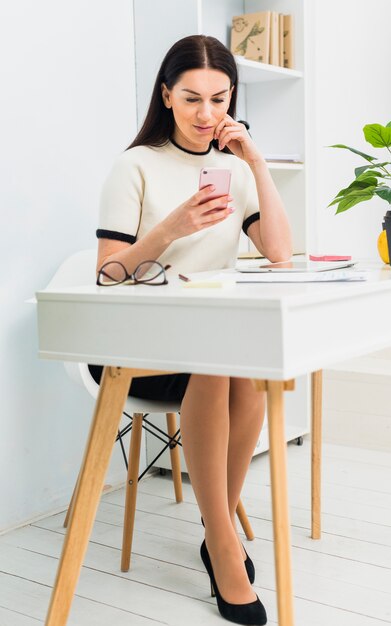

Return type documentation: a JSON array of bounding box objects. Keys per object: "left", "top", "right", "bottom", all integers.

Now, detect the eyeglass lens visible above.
[
  {"left": 98, "top": 261, "right": 128, "bottom": 285},
  {"left": 134, "top": 261, "right": 166, "bottom": 283},
  {"left": 98, "top": 260, "right": 167, "bottom": 285}
]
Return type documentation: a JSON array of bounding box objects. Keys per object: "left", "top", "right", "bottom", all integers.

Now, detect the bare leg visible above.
[
  {"left": 180, "top": 374, "right": 256, "bottom": 604},
  {"left": 227, "top": 378, "right": 266, "bottom": 552}
]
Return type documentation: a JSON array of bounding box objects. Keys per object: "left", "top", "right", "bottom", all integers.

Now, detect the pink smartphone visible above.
[{"left": 199, "top": 167, "right": 231, "bottom": 206}]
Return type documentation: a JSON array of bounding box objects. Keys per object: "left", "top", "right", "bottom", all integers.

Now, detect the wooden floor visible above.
[{"left": 1, "top": 439, "right": 391, "bottom": 625}]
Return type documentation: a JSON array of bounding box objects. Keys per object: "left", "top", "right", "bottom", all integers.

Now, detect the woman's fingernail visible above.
[
  {"left": 229, "top": 207, "right": 235, "bottom": 213},
  {"left": 210, "top": 185, "right": 215, "bottom": 191}
]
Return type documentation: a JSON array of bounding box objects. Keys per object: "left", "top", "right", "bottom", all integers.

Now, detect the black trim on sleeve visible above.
[
  {"left": 96, "top": 229, "right": 136, "bottom": 244},
  {"left": 242, "top": 212, "right": 260, "bottom": 235}
]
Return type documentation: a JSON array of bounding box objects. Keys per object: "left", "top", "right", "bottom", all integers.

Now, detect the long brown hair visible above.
[{"left": 127, "top": 35, "right": 238, "bottom": 150}]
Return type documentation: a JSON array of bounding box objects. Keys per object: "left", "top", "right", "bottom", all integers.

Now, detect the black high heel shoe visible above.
[
  {"left": 201, "top": 517, "right": 255, "bottom": 584},
  {"left": 200, "top": 540, "right": 267, "bottom": 625}
]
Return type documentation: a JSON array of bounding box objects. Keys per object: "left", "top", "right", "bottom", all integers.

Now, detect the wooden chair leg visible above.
[
  {"left": 45, "top": 366, "right": 132, "bottom": 626},
  {"left": 311, "top": 370, "right": 323, "bottom": 539},
  {"left": 264, "top": 379, "right": 295, "bottom": 626},
  {"left": 166, "top": 412, "right": 183, "bottom": 503},
  {"left": 236, "top": 497, "right": 254, "bottom": 540},
  {"left": 63, "top": 470, "right": 80, "bottom": 529},
  {"left": 121, "top": 413, "right": 143, "bottom": 572}
]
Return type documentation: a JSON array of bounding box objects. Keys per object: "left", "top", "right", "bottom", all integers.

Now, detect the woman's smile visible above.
[{"left": 193, "top": 124, "right": 214, "bottom": 134}]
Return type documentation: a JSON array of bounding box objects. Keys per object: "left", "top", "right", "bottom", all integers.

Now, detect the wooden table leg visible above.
[
  {"left": 236, "top": 497, "right": 255, "bottom": 540},
  {"left": 45, "top": 366, "right": 133, "bottom": 626},
  {"left": 311, "top": 370, "right": 323, "bottom": 539},
  {"left": 253, "top": 378, "right": 295, "bottom": 626},
  {"left": 267, "top": 380, "right": 295, "bottom": 626}
]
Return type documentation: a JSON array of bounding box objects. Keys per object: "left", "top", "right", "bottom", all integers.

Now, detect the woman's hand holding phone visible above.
[{"left": 161, "top": 183, "right": 234, "bottom": 242}]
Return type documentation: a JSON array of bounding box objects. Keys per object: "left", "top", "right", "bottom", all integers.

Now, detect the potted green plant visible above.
[{"left": 328, "top": 121, "right": 391, "bottom": 265}]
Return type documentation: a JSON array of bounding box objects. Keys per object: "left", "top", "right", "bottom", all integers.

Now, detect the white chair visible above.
[{"left": 48, "top": 250, "right": 255, "bottom": 572}]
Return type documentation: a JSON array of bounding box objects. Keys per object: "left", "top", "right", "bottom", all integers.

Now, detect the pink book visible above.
[{"left": 309, "top": 254, "right": 352, "bottom": 262}]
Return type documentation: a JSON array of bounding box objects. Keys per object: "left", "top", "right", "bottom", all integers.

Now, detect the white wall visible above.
[
  {"left": 306, "top": 0, "right": 391, "bottom": 449},
  {"left": 0, "top": 0, "right": 137, "bottom": 532},
  {"left": 309, "top": 0, "right": 391, "bottom": 258},
  {"left": 2, "top": 0, "right": 390, "bottom": 532}
]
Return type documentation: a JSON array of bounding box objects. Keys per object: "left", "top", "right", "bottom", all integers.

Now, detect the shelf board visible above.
[
  {"left": 267, "top": 161, "right": 304, "bottom": 171},
  {"left": 235, "top": 56, "right": 303, "bottom": 83}
]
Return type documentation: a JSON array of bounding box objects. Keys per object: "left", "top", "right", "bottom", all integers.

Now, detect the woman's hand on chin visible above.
[{"left": 214, "top": 115, "right": 263, "bottom": 166}]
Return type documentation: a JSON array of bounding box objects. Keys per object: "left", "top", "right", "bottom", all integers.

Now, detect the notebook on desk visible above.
[
  {"left": 237, "top": 260, "right": 356, "bottom": 273},
  {"left": 235, "top": 260, "right": 368, "bottom": 283}
]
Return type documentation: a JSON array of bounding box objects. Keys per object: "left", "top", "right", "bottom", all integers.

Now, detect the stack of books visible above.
[{"left": 231, "top": 11, "right": 294, "bottom": 69}]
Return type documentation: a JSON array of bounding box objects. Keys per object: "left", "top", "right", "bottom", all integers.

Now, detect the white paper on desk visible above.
[
  {"left": 235, "top": 270, "right": 369, "bottom": 283},
  {"left": 179, "top": 271, "right": 237, "bottom": 287}
]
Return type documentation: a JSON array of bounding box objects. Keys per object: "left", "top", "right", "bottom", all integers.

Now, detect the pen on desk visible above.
[{"left": 178, "top": 273, "right": 191, "bottom": 282}]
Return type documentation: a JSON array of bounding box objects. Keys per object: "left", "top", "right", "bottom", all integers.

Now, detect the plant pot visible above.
[{"left": 383, "top": 210, "right": 391, "bottom": 266}]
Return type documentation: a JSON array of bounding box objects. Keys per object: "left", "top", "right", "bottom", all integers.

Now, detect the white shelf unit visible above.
[
  {"left": 267, "top": 161, "right": 304, "bottom": 170},
  {"left": 133, "top": 0, "right": 310, "bottom": 469},
  {"left": 241, "top": 0, "right": 308, "bottom": 256},
  {"left": 235, "top": 55, "right": 303, "bottom": 82}
]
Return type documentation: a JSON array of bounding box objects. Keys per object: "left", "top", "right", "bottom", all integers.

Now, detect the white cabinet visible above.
[{"left": 133, "top": 0, "right": 310, "bottom": 470}]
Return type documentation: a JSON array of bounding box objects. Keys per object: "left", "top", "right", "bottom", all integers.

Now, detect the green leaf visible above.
[
  {"left": 341, "top": 177, "right": 377, "bottom": 193},
  {"left": 354, "top": 172, "right": 379, "bottom": 183},
  {"left": 352, "top": 170, "right": 383, "bottom": 185},
  {"left": 355, "top": 163, "right": 390, "bottom": 177},
  {"left": 328, "top": 144, "right": 376, "bottom": 162},
  {"left": 386, "top": 121, "right": 391, "bottom": 129},
  {"left": 363, "top": 124, "right": 391, "bottom": 148},
  {"left": 364, "top": 170, "right": 385, "bottom": 178},
  {"left": 374, "top": 186, "right": 391, "bottom": 203},
  {"left": 339, "top": 186, "right": 376, "bottom": 197},
  {"left": 335, "top": 189, "right": 375, "bottom": 214},
  {"left": 328, "top": 178, "right": 377, "bottom": 207}
]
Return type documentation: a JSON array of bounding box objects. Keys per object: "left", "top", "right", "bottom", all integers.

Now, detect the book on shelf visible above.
[
  {"left": 269, "top": 11, "right": 279, "bottom": 66},
  {"left": 279, "top": 14, "right": 284, "bottom": 66},
  {"left": 283, "top": 14, "right": 294, "bottom": 69},
  {"left": 230, "top": 11, "right": 270, "bottom": 64},
  {"left": 230, "top": 11, "right": 295, "bottom": 70}
]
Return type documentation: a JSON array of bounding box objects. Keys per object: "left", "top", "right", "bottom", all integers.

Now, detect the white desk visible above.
[{"left": 36, "top": 265, "right": 391, "bottom": 626}]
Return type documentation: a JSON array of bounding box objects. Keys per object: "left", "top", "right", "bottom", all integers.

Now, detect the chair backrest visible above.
[
  {"left": 47, "top": 249, "right": 181, "bottom": 412},
  {"left": 45, "top": 249, "right": 97, "bottom": 290},
  {"left": 44, "top": 249, "right": 100, "bottom": 399}
]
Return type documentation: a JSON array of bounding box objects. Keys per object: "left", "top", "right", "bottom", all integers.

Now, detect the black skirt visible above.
[{"left": 88, "top": 365, "right": 190, "bottom": 403}]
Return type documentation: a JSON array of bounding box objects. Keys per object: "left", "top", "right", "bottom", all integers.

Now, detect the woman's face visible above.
[{"left": 162, "top": 68, "right": 233, "bottom": 152}]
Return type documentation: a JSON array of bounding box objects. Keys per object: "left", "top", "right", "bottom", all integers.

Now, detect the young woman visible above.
[{"left": 92, "top": 35, "right": 292, "bottom": 625}]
